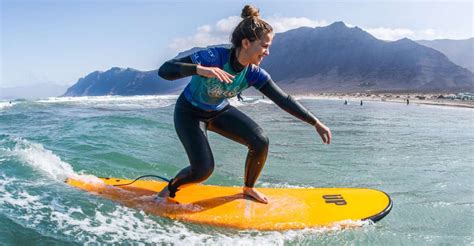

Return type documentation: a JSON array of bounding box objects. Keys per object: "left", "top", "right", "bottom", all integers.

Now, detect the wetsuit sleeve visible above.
[
  {"left": 158, "top": 56, "right": 197, "bottom": 81},
  {"left": 247, "top": 65, "right": 271, "bottom": 89},
  {"left": 158, "top": 47, "right": 225, "bottom": 81},
  {"left": 258, "top": 79, "right": 318, "bottom": 126}
]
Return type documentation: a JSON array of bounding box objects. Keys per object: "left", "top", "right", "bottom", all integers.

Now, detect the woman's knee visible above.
[
  {"left": 250, "top": 132, "right": 269, "bottom": 153},
  {"left": 192, "top": 160, "right": 215, "bottom": 182}
]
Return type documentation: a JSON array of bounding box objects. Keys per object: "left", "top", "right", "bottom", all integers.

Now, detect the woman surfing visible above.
[{"left": 157, "top": 5, "right": 331, "bottom": 204}]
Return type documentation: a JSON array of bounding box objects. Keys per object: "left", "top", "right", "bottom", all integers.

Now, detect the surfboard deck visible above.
[{"left": 66, "top": 177, "right": 392, "bottom": 231}]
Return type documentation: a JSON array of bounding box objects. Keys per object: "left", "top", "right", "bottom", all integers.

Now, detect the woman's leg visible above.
[
  {"left": 208, "top": 106, "right": 269, "bottom": 202},
  {"left": 159, "top": 100, "right": 215, "bottom": 198}
]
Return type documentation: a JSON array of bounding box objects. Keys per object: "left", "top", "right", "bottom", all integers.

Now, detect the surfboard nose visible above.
[{"left": 363, "top": 191, "right": 393, "bottom": 223}]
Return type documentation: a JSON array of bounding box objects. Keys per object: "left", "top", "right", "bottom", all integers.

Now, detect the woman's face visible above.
[{"left": 245, "top": 32, "right": 273, "bottom": 65}]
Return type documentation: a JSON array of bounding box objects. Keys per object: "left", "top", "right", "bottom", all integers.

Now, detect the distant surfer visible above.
[
  {"left": 237, "top": 92, "right": 244, "bottom": 102},
  {"left": 157, "top": 5, "right": 331, "bottom": 204},
  {"left": 344, "top": 100, "right": 348, "bottom": 105},
  {"left": 360, "top": 100, "right": 363, "bottom": 106}
]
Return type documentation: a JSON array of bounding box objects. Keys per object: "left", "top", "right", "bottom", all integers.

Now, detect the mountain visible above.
[
  {"left": 62, "top": 44, "right": 233, "bottom": 97},
  {"left": 260, "top": 22, "right": 473, "bottom": 93},
  {"left": 0, "top": 83, "right": 70, "bottom": 100},
  {"left": 64, "top": 21, "right": 473, "bottom": 96},
  {"left": 63, "top": 67, "right": 188, "bottom": 96},
  {"left": 416, "top": 38, "right": 474, "bottom": 72}
]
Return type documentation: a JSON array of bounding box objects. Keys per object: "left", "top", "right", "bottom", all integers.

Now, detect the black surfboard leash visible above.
[{"left": 111, "top": 174, "right": 170, "bottom": 187}]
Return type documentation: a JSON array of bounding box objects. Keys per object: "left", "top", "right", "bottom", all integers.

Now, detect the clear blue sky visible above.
[{"left": 1, "top": 0, "right": 473, "bottom": 87}]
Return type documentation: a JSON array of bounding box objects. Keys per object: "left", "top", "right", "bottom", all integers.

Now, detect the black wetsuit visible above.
[{"left": 158, "top": 48, "right": 318, "bottom": 197}]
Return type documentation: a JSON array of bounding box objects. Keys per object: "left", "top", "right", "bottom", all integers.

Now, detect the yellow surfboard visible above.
[{"left": 66, "top": 177, "right": 392, "bottom": 231}]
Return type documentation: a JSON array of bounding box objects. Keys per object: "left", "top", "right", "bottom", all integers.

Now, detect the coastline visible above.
[
  {"left": 4, "top": 93, "right": 472, "bottom": 109},
  {"left": 294, "top": 93, "right": 474, "bottom": 109}
]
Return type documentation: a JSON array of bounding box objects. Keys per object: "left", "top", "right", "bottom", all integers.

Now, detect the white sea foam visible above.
[
  {"left": 0, "top": 137, "right": 373, "bottom": 244},
  {"left": 0, "top": 101, "right": 15, "bottom": 110},
  {"left": 259, "top": 181, "right": 314, "bottom": 189},
  {"left": 12, "top": 138, "right": 76, "bottom": 180},
  {"left": 0, "top": 177, "right": 373, "bottom": 244},
  {"left": 32, "top": 95, "right": 280, "bottom": 111},
  {"left": 36, "top": 95, "right": 179, "bottom": 110},
  {"left": 0, "top": 179, "right": 372, "bottom": 244},
  {"left": 229, "top": 97, "right": 273, "bottom": 107},
  {"left": 38, "top": 95, "right": 179, "bottom": 103},
  {"left": 3, "top": 137, "right": 101, "bottom": 184}
]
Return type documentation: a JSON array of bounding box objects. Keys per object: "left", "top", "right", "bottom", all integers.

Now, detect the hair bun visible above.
[{"left": 241, "top": 5, "right": 260, "bottom": 19}]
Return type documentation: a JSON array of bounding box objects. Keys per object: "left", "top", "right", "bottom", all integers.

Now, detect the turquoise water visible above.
[{"left": 0, "top": 95, "right": 473, "bottom": 245}]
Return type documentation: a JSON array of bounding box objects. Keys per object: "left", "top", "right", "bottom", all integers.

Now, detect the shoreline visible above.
[
  {"left": 3, "top": 93, "right": 473, "bottom": 109},
  {"left": 293, "top": 93, "right": 474, "bottom": 109}
]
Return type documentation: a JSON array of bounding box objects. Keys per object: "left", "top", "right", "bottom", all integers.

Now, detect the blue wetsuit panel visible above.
[{"left": 183, "top": 47, "right": 271, "bottom": 111}]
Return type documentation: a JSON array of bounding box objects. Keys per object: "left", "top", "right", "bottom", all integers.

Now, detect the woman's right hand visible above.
[
  {"left": 196, "top": 65, "right": 235, "bottom": 84},
  {"left": 314, "top": 121, "right": 332, "bottom": 144}
]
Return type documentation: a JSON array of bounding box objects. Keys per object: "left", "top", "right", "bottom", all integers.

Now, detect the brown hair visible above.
[{"left": 230, "top": 5, "right": 273, "bottom": 48}]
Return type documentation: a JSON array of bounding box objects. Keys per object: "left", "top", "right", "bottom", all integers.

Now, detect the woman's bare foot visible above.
[
  {"left": 243, "top": 187, "right": 269, "bottom": 204},
  {"left": 157, "top": 186, "right": 170, "bottom": 198},
  {"left": 156, "top": 186, "right": 175, "bottom": 203},
  {"left": 156, "top": 183, "right": 180, "bottom": 204}
]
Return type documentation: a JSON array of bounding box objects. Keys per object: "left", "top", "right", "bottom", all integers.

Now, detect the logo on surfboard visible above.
[{"left": 323, "top": 194, "right": 347, "bottom": 205}]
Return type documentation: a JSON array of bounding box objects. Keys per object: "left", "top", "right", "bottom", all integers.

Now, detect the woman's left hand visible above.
[{"left": 314, "top": 121, "right": 332, "bottom": 144}]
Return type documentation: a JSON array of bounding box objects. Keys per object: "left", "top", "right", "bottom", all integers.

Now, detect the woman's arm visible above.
[
  {"left": 158, "top": 56, "right": 235, "bottom": 83},
  {"left": 258, "top": 80, "right": 332, "bottom": 144},
  {"left": 258, "top": 80, "right": 317, "bottom": 125},
  {"left": 158, "top": 56, "right": 197, "bottom": 80}
]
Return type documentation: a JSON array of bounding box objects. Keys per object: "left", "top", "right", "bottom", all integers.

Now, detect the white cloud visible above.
[
  {"left": 168, "top": 25, "right": 228, "bottom": 51},
  {"left": 197, "top": 25, "right": 212, "bottom": 33},
  {"left": 169, "top": 15, "right": 453, "bottom": 52},
  {"left": 266, "top": 17, "right": 328, "bottom": 33},
  {"left": 168, "top": 15, "right": 328, "bottom": 52},
  {"left": 422, "top": 29, "right": 436, "bottom": 37},
  {"left": 365, "top": 27, "right": 445, "bottom": 41},
  {"left": 215, "top": 16, "right": 241, "bottom": 33},
  {"left": 365, "top": 27, "right": 415, "bottom": 41}
]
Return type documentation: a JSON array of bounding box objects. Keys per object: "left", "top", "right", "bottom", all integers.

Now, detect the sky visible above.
[{"left": 1, "top": 0, "right": 473, "bottom": 87}]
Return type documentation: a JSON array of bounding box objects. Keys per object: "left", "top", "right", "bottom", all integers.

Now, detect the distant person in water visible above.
[
  {"left": 237, "top": 92, "right": 244, "bottom": 102},
  {"left": 344, "top": 100, "right": 348, "bottom": 105},
  {"left": 360, "top": 100, "right": 363, "bottom": 106},
  {"left": 407, "top": 99, "right": 410, "bottom": 105},
  {"left": 157, "top": 5, "right": 331, "bottom": 204}
]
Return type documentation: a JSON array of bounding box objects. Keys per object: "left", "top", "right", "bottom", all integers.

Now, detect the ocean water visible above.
[{"left": 0, "top": 95, "right": 472, "bottom": 245}]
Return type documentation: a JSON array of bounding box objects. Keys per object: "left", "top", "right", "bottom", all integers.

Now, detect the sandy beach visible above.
[{"left": 295, "top": 93, "right": 474, "bottom": 109}]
